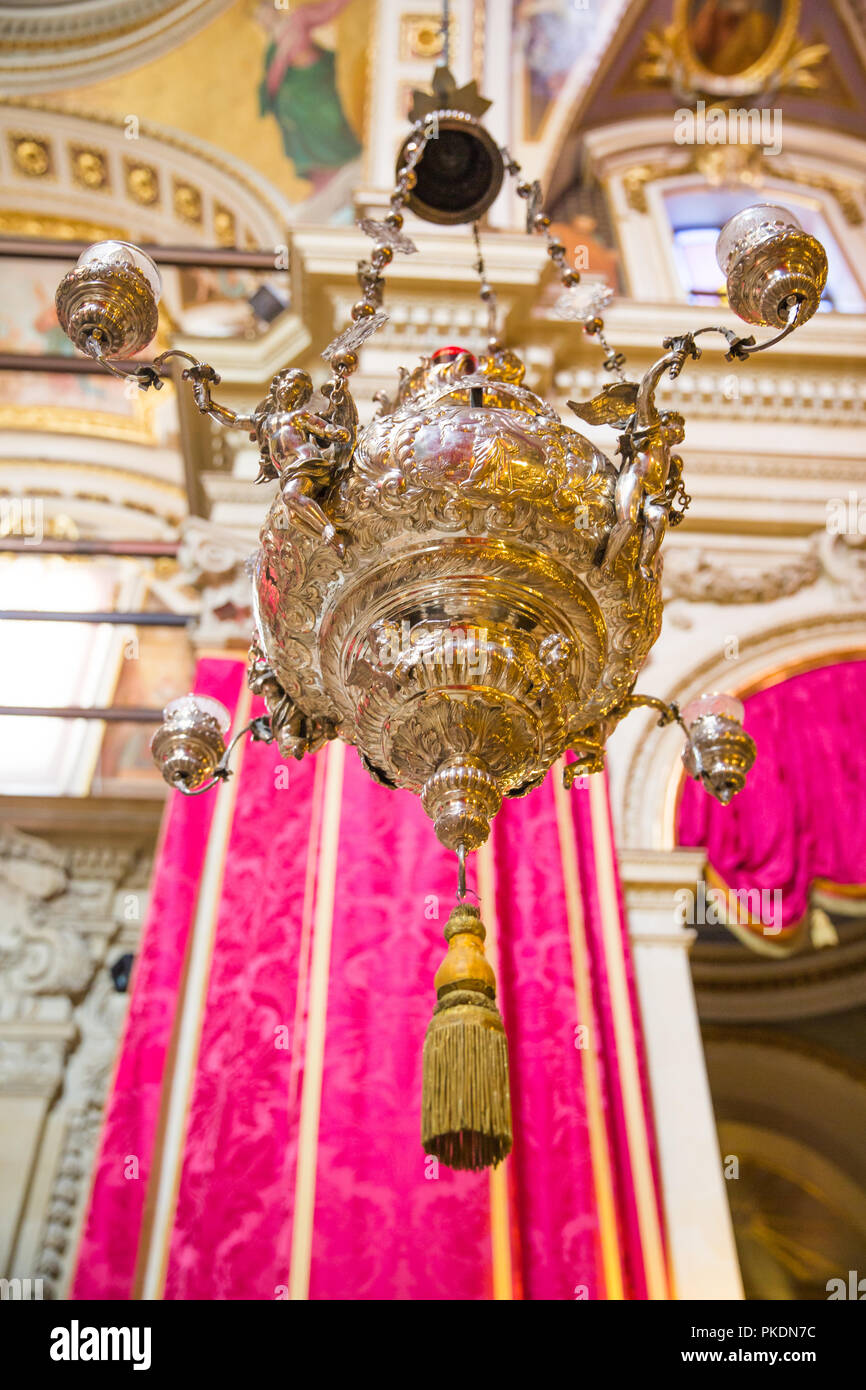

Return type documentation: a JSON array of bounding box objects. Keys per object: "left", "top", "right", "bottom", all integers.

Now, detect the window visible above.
[
  {"left": 0, "top": 557, "right": 135, "bottom": 795},
  {"left": 665, "top": 188, "right": 865, "bottom": 313}
]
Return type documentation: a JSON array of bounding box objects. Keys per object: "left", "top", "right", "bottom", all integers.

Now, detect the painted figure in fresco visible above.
[
  {"left": 688, "top": 0, "right": 780, "bottom": 77},
  {"left": 516, "top": 0, "right": 595, "bottom": 136},
  {"left": 256, "top": 0, "right": 361, "bottom": 191}
]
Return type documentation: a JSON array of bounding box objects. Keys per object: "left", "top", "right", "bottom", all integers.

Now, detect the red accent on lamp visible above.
[{"left": 432, "top": 345, "right": 478, "bottom": 368}]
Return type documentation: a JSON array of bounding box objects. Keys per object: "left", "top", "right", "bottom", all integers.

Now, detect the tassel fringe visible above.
[
  {"left": 422, "top": 999, "right": 512, "bottom": 1170},
  {"left": 421, "top": 901, "right": 513, "bottom": 1171}
]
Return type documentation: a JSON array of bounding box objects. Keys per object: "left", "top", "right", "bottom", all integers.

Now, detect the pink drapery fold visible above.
[
  {"left": 677, "top": 659, "right": 866, "bottom": 933},
  {"left": 71, "top": 657, "right": 245, "bottom": 1301},
  {"left": 307, "top": 749, "right": 495, "bottom": 1300},
  {"left": 75, "top": 728, "right": 665, "bottom": 1298},
  {"left": 163, "top": 704, "right": 324, "bottom": 1299},
  {"left": 569, "top": 781, "right": 664, "bottom": 1299},
  {"left": 493, "top": 777, "right": 609, "bottom": 1300}
]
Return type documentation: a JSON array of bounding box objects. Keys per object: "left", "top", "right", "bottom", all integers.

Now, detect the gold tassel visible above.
[{"left": 422, "top": 901, "right": 512, "bottom": 1171}]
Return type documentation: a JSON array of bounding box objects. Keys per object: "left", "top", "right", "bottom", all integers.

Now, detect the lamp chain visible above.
[
  {"left": 472, "top": 221, "right": 500, "bottom": 349},
  {"left": 322, "top": 125, "right": 434, "bottom": 410},
  {"left": 500, "top": 147, "right": 628, "bottom": 383}
]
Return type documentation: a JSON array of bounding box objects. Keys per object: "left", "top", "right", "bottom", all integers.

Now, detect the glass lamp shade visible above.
[
  {"left": 151, "top": 694, "right": 231, "bottom": 791},
  {"left": 715, "top": 205, "right": 802, "bottom": 277},
  {"left": 75, "top": 240, "right": 162, "bottom": 301},
  {"left": 680, "top": 691, "right": 745, "bottom": 729},
  {"left": 56, "top": 240, "right": 161, "bottom": 358},
  {"left": 163, "top": 693, "right": 232, "bottom": 734}
]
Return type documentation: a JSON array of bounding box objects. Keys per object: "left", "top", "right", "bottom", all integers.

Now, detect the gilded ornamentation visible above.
[
  {"left": 400, "top": 13, "right": 451, "bottom": 62},
  {"left": 9, "top": 132, "right": 52, "bottom": 177},
  {"left": 253, "top": 367, "right": 354, "bottom": 557},
  {"left": 213, "top": 202, "right": 236, "bottom": 246},
  {"left": 125, "top": 159, "right": 160, "bottom": 206},
  {"left": 254, "top": 344, "right": 664, "bottom": 849},
  {"left": 69, "top": 145, "right": 109, "bottom": 191},
  {"left": 173, "top": 178, "right": 202, "bottom": 224},
  {"left": 569, "top": 345, "right": 692, "bottom": 583},
  {"left": 0, "top": 210, "right": 127, "bottom": 241},
  {"left": 247, "top": 635, "right": 333, "bottom": 760},
  {"left": 621, "top": 151, "right": 863, "bottom": 228},
  {"left": 637, "top": 0, "right": 826, "bottom": 101}
]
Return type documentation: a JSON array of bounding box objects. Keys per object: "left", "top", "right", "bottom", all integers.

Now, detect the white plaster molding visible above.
[
  {"left": 621, "top": 843, "right": 744, "bottom": 1300},
  {"left": 0, "top": 825, "right": 151, "bottom": 1295}
]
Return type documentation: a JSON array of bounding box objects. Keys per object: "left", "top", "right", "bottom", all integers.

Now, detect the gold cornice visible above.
[
  {"left": 0, "top": 17, "right": 146, "bottom": 53},
  {"left": 0, "top": 209, "right": 129, "bottom": 242},
  {"left": 0, "top": 459, "right": 185, "bottom": 526},
  {"left": 0, "top": 1, "right": 218, "bottom": 65},
  {"left": 0, "top": 394, "right": 163, "bottom": 446}
]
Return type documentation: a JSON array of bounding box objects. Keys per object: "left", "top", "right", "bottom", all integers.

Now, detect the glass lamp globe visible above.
[
  {"left": 55, "top": 239, "right": 162, "bottom": 358},
  {"left": 75, "top": 240, "right": 162, "bottom": 300},
  {"left": 151, "top": 694, "right": 232, "bottom": 792},
  {"left": 716, "top": 204, "right": 828, "bottom": 330},
  {"left": 680, "top": 691, "right": 755, "bottom": 805},
  {"left": 681, "top": 691, "right": 745, "bottom": 729}
]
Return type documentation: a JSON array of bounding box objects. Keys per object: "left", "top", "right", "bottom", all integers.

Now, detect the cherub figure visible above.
[
  {"left": 603, "top": 409, "right": 685, "bottom": 581},
  {"left": 255, "top": 368, "right": 352, "bottom": 557},
  {"left": 569, "top": 341, "right": 691, "bottom": 582},
  {"left": 247, "top": 635, "right": 333, "bottom": 759}
]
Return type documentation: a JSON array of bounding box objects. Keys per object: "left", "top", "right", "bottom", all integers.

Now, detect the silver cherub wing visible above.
[{"left": 567, "top": 381, "right": 638, "bottom": 427}]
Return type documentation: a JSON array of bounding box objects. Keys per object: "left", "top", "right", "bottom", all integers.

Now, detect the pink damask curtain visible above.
[
  {"left": 74, "top": 656, "right": 666, "bottom": 1301},
  {"left": 678, "top": 659, "right": 866, "bottom": 937}
]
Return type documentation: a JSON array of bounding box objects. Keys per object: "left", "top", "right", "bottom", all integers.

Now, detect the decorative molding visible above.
[
  {"left": 0, "top": 100, "right": 288, "bottom": 247},
  {"left": 553, "top": 362, "right": 866, "bottom": 428},
  {"left": 175, "top": 515, "right": 254, "bottom": 648},
  {"left": 663, "top": 544, "right": 821, "bottom": 605},
  {"left": 0, "top": 824, "right": 152, "bottom": 1295},
  {"left": 0, "top": 2, "right": 234, "bottom": 94},
  {"left": 621, "top": 146, "right": 863, "bottom": 226}
]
